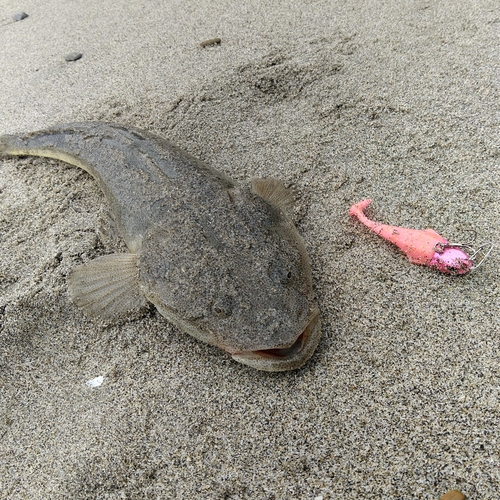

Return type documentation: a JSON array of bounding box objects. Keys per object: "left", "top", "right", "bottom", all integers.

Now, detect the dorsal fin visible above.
[{"left": 251, "top": 178, "right": 295, "bottom": 218}]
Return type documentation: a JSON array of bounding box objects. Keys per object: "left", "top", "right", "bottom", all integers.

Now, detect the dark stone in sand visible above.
[
  {"left": 65, "top": 52, "right": 83, "bottom": 62},
  {"left": 200, "top": 37, "right": 221, "bottom": 48},
  {"left": 12, "top": 11, "right": 28, "bottom": 21}
]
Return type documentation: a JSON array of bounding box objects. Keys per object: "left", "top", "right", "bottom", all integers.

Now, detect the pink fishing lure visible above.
[{"left": 349, "top": 199, "right": 474, "bottom": 275}]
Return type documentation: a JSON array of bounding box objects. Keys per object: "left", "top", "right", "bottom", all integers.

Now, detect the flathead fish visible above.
[{"left": 0, "top": 122, "right": 320, "bottom": 371}]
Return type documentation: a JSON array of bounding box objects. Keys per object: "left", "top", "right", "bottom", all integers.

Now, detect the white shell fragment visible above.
[{"left": 85, "top": 376, "right": 104, "bottom": 388}]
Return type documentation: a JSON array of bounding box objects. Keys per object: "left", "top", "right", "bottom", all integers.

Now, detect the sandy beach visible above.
[{"left": 1, "top": 0, "right": 499, "bottom": 498}]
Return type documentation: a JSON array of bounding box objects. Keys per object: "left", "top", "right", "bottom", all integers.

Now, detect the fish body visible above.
[
  {"left": 0, "top": 122, "right": 320, "bottom": 371},
  {"left": 349, "top": 199, "right": 473, "bottom": 275}
]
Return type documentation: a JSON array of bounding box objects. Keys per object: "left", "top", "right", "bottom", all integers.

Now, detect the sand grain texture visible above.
[{"left": 1, "top": 0, "right": 499, "bottom": 498}]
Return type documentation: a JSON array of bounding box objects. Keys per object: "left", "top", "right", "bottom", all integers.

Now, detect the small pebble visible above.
[
  {"left": 439, "top": 490, "right": 466, "bottom": 500},
  {"left": 200, "top": 37, "right": 221, "bottom": 48},
  {"left": 12, "top": 11, "right": 28, "bottom": 22},
  {"left": 65, "top": 52, "right": 83, "bottom": 62}
]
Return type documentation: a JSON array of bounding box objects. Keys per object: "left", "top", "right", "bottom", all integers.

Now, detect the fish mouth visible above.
[
  {"left": 230, "top": 308, "right": 321, "bottom": 371},
  {"left": 252, "top": 310, "right": 319, "bottom": 359}
]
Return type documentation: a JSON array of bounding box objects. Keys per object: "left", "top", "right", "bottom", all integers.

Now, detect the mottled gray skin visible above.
[{"left": 0, "top": 122, "right": 320, "bottom": 371}]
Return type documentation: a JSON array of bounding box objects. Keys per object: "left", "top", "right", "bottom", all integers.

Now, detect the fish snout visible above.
[
  {"left": 229, "top": 307, "right": 321, "bottom": 371},
  {"left": 429, "top": 246, "right": 474, "bottom": 275}
]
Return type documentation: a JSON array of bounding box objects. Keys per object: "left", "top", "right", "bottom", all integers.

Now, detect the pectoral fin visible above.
[
  {"left": 251, "top": 178, "right": 295, "bottom": 218},
  {"left": 68, "top": 253, "right": 147, "bottom": 318}
]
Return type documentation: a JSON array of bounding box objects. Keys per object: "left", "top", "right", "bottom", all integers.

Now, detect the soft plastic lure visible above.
[{"left": 349, "top": 199, "right": 492, "bottom": 275}]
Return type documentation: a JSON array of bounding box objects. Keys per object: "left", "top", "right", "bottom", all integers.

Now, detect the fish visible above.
[
  {"left": 349, "top": 199, "right": 474, "bottom": 275},
  {"left": 0, "top": 122, "right": 321, "bottom": 371}
]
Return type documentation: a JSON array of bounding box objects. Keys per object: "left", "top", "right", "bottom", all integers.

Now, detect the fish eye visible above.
[
  {"left": 269, "top": 265, "right": 292, "bottom": 284},
  {"left": 212, "top": 296, "right": 233, "bottom": 318}
]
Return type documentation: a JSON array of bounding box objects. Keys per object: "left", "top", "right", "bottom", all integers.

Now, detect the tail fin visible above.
[{"left": 349, "top": 199, "right": 374, "bottom": 228}]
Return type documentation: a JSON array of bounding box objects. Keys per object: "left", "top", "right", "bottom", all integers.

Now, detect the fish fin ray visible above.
[
  {"left": 68, "top": 253, "right": 147, "bottom": 318},
  {"left": 251, "top": 178, "right": 295, "bottom": 218}
]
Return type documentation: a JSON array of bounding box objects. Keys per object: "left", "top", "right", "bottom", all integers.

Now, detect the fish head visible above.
[
  {"left": 138, "top": 189, "right": 320, "bottom": 371},
  {"left": 429, "top": 246, "right": 474, "bottom": 275}
]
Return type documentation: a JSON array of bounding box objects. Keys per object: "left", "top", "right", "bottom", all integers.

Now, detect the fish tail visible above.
[
  {"left": 348, "top": 199, "right": 377, "bottom": 229},
  {"left": 0, "top": 134, "right": 20, "bottom": 155},
  {"left": 0, "top": 133, "right": 48, "bottom": 157},
  {"left": 0, "top": 130, "right": 95, "bottom": 176}
]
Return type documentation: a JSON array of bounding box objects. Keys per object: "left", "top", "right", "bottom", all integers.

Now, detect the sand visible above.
[{"left": 1, "top": 0, "right": 499, "bottom": 498}]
